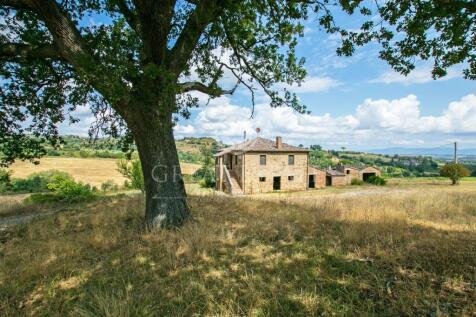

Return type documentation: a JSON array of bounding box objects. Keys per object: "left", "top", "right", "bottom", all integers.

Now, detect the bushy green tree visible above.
[
  {"left": 117, "top": 159, "right": 144, "bottom": 192},
  {"left": 440, "top": 163, "right": 470, "bottom": 185},
  {"left": 193, "top": 145, "right": 215, "bottom": 188},
  {"left": 0, "top": 168, "right": 12, "bottom": 192}
]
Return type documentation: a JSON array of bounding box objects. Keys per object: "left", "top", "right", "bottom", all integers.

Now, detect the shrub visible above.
[
  {"left": 193, "top": 144, "right": 216, "bottom": 188},
  {"left": 28, "top": 178, "right": 95, "bottom": 203},
  {"left": 440, "top": 163, "right": 470, "bottom": 185},
  {"left": 10, "top": 170, "right": 72, "bottom": 193},
  {"left": 351, "top": 178, "right": 364, "bottom": 185},
  {"left": 101, "top": 180, "right": 118, "bottom": 192},
  {"left": 117, "top": 159, "right": 144, "bottom": 192},
  {"left": 366, "top": 175, "right": 387, "bottom": 186},
  {"left": 193, "top": 167, "right": 215, "bottom": 188},
  {"left": 48, "top": 177, "right": 95, "bottom": 202},
  {"left": 0, "top": 169, "right": 12, "bottom": 192}
]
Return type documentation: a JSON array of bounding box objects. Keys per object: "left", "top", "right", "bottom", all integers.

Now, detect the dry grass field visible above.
[
  {"left": 0, "top": 182, "right": 475, "bottom": 316},
  {"left": 9, "top": 157, "right": 201, "bottom": 187}
]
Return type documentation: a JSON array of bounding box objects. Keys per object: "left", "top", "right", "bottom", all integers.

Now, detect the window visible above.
[
  {"left": 288, "top": 155, "right": 294, "bottom": 165},
  {"left": 235, "top": 155, "right": 238, "bottom": 165},
  {"left": 346, "top": 170, "right": 350, "bottom": 174},
  {"left": 288, "top": 176, "right": 294, "bottom": 181},
  {"left": 260, "top": 155, "right": 266, "bottom": 165},
  {"left": 259, "top": 177, "right": 266, "bottom": 182}
]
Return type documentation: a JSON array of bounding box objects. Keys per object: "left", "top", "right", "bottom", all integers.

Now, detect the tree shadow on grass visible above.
[{"left": 3, "top": 196, "right": 475, "bottom": 316}]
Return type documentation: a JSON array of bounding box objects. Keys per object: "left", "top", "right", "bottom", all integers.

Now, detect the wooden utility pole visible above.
[{"left": 454, "top": 142, "right": 458, "bottom": 163}]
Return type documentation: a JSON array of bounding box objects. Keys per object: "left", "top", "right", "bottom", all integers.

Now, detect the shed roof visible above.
[
  {"left": 214, "top": 137, "right": 309, "bottom": 156},
  {"left": 326, "top": 169, "right": 346, "bottom": 177},
  {"left": 339, "top": 164, "right": 381, "bottom": 172}
]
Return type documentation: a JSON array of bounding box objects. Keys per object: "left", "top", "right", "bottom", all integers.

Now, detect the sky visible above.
[{"left": 58, "top": 9, "right": 476, "bottom": 151}]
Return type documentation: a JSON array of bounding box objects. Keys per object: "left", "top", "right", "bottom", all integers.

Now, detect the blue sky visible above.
[{"left": 60, "top": 9, "right": 476, "bottom": 151}]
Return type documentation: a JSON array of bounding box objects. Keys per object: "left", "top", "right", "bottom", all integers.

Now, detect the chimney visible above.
[{"left": 276, "top": 136, "right": 282, "bottom": 149}]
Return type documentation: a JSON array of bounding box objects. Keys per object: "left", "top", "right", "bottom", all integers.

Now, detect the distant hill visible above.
[
  {"left": 42, "top": 135, "right": 224, "bottom": 164},
  {"left": 368, "top": 147, "right": 476, "bottom": 157}
]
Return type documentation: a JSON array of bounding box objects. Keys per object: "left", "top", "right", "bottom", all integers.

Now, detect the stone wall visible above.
[
  {"left": 243, "top": 152, "right": 308, "bottom": 194},
  {"left": 330, "top": 175, "right": 347, "bottom": 186},
  {"left": 229, "top": 153, "right": 244, "bottom": 187},
  {"left": 345, "top": 168, "right": 361, "bottom": 185}
]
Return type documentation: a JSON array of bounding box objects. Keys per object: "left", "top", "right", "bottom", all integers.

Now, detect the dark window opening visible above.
[
  {"left": 346, "top": 170, "right": 350, "bottom": 174},
  {"left": 260, "top": 155, "right": 266, "bottom": 165},
  {"left": 288, "top": 155, "right": 294, "bottom": 165},
  {"left": 288, "top": 176, "right": 294, "bottom": 181},
  {"left": 363, "top": 172, "right": 376, "bottom": 182},
  {"left": 235, "top": 155, "right": 238, "bottom": 165},
  {"left": 259, "top": 177, "right": 266, "bottom": 182}
]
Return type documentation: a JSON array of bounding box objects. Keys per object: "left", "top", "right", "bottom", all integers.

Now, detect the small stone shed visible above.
[
  {"left": 325, "top": 168, "right": 347, "bottom": 186},
  {"left": 335, "top": 164, "right": 382, "bottom": 185},
  {"left": 307, "top": 166, "right": 326, "bottom": 189}
]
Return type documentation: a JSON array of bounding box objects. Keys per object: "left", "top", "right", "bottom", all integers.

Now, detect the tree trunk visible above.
[{"left": 127, "top": 104, "right": 190, "bottom": 229}]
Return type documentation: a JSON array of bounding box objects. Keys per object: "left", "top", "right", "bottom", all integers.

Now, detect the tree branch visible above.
[
  {"left": 0, "top": 0, "right": 34, "bottom": 10},
  {"left": 112, "top": 0, "right": 141, "bottom": 33},
  {"left": 167, "top": 0, "right": 224, "bottom": 74},
  {"left": 436, "top": 0, "right": 476, "bottom": 13},
  {"left": 133, "top": 0, "right": 176, "bottom": 65},
  {"left": 25, "top": 0, "right": 132, "bottom": 114},
  {"left": 0, "top": 43, "right": 63, "bottom": 60},
  {"left": 178, "top": 81, "right": 238, "bottom": 95}
]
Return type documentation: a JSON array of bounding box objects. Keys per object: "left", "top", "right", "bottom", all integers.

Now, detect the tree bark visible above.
[{"left": 127, "top": 100, "right": 190, "bottom": 229}]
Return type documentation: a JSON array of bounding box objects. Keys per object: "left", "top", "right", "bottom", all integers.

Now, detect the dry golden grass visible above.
[
  {"left": 1, "top": 187, "right": 475, "bottom": 316},
  {"left": 9, "top": 157, "right": 200, "bottom": 187},
  {"left": 0, "top": 194, "right": 34, "bottom": 217}
]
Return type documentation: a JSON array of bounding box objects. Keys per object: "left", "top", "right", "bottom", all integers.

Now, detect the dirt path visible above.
[
  {"left": 0, "top": 208, "right": 68, "bottom": 230},
  {"left": 247, "top": 187, "right": 415, "bottom": 202}
]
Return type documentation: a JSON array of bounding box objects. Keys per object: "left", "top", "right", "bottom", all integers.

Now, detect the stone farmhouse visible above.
[{"left": 214, "top": 136, "right": 381, "bottom": 195}]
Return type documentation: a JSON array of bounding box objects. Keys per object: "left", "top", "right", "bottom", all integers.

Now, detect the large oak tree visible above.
[{"left": 1, "top": 0, "right": 474, "bottom": 228}]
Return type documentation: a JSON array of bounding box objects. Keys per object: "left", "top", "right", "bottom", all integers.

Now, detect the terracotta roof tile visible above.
[{"left": 215, "top": 137, "right": 309, "bottom": 156}]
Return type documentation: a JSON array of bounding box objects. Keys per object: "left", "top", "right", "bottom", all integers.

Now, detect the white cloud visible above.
[
  {"left": 58, "top": 91, "right": 476, "bottom": 149},
  {"left": 371, "top": 66, "right": 460, "bottom": 85},
  {"left": 174, "top": 94, "right": 476, "bottom": 148},
  {"left": 285, "top": 76, "right": 340, "bottom": 93}
]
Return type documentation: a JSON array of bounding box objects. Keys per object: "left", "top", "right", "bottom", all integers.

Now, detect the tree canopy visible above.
[
  {"left": 1, "top": 1, "right": 475, "bottom": 167},
  {"left": 440, "top": 162, "right": 470, "bottom": 185}
]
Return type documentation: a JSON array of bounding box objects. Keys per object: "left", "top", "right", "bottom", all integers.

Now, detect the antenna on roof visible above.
[{"left": 243, "top": 130, "right": 246, "bottom": 141}]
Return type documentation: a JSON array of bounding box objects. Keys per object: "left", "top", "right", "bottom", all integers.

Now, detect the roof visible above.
[
  {"left": 339, "top": 164, "right": 380, "bottom": 171},
  {"left": 341, "top": 165, "right": 362, "bottom": 170},
  {"left": 361, "top": 166, "right": 380, "bottom": 171},
  {"left": 214, "top": 137, "right": 309, "bottom": 156},
  {"left": 308, "top": 165, "right": 326, "bottom": 172},
  {"left": 326, "top": 169, "right": 346, "bottom": 177}
]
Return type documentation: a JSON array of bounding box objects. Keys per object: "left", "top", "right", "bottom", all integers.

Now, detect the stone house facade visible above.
[{"left": 215, "top": 137, "right": 309, "bottom": 195}]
